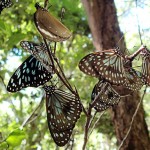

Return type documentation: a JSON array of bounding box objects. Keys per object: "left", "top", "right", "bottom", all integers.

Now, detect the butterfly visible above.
[
  {"left": 124, "top": 68, "right": 144, "bottom": 91},
  {"left": 20, "top": 41, "right": 54, "bottom": 73},
  {"left": 0, "top": 0, "right": 12, "bottom": 14},
  {"left": 91, "top": 80, "right": 121, "bottom": 112},
  {"left": 7, "top": 56, "right": 52, "bottom": 92},
  {"left": 79, "top": 49, "right": 127, "bottom": 85},
  {"left": 43, "top": 85, "right": 82, "bottom": 146},
  {"left": 139, "top": 48, "right": 150, "bottom": 86},
  {"left": 34, "top": 3, "right": 71, "bottom": 42}
]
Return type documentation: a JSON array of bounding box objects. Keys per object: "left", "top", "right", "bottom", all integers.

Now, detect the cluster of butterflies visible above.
[
  {"left": 7, "top": 3, "right": 82, "bottom": 147},
  {"left": 79, "top": 45, "right": 150, "bottom": 111},
  {"left": 5, "top": 0, "right": 150, "bottom": 147}
]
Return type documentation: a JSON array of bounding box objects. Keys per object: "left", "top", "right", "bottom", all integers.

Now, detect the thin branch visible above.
[
  {"left": 88, "top": 111, "right": 97, "bottom": 129},
  {"left": 44, "top": 0, "right": 49, "bottom": 9},
  {"left": 21, "top": 97, "right": 45, "bottom": 128},
  {"left": 53, "top": 55, "right": 75, "bottom": 93},
  {"left": 82, "top": 83, "right": 107, "bottom": 150},
  {"left": 118, "top": 86, "right": 147, "bottom": 150},
  {"left": 88, "top": 111, "right": 105, "bottom": 138},
  {"left": 135, "top": 0, "right": 143, "bottom": 45},
  {"left": 0, "top": 75, "right": 7, "bottom": 90},
  {"left": 127, "top": 45, "right": 146, "bottom": 60}
]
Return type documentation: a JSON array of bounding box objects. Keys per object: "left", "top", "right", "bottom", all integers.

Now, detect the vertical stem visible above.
[
  {"left": 118, "top": 86, "right": 147, "bottom": 150},
  {"left": 44, "top": 0, "right": 49, "bottom": 9},
  {"left": 82, "top": 83, "right": 107, "bottom": 150},
  {"left": 43, "top": 39, "right": 77, "bottom": 95}
]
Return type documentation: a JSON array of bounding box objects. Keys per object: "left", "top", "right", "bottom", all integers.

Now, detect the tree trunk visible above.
[{"left": 81, "top": 0, "right": 150, "bottom": 149}]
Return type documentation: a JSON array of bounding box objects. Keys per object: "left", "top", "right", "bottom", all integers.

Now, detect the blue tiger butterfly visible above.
[
  {"left": 7, "top": 56, "right": 52, "bottom": 92},
  {"left": 91, "top": 80, "right": 120, "bottom": 112},
  {"left": 43, "top": 85, "right": 82, "bottom": 146}
]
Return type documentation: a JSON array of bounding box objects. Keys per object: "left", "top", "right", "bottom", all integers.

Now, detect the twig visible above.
[
  {"left": 88, "top": 111, "right": 105, "bottom": 138},
  {"left": 118, "top": 86, "right": 147, "bottom": 150},
  {"left": 82, "top": 83, "right": 107, "bottom": 150},
  {"left": 127, "top": 45, "right": 146, "bottom": 61},
  {"left": 44, "top": 0, "right": 49, "bottom": 9},
  {"left": 21, "top": 97, "right": 45, "bottom": 128},
  {"left": 135, "top": 0, "right": 143, "bottom": 45},
  {"left": 88, "top": 111, "right": 97, "bottom": 129},
  {"left": 53, "top": 55, "right": 74, "bottom": 93},
  {"left": 43, "top": 39, "right": 76, "bottom": 95},
  {"left": 0, "top": 75, "right": 7, "bottom": 90}
]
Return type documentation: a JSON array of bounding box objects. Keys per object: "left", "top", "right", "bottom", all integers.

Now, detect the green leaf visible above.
[
  {"left": 0, "top": 141, "right": 9, "bottom": 149},
  {"left": 7, "top": 32, "right": 27, "bottom": 47},
  {"left": 6, "top": 128, "right": 25, "bottom": 147},
  {"left": 0, "top": 19, "right": 6, "bottom": 31}
]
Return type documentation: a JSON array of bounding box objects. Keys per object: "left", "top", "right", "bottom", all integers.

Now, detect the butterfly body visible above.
[{"left": 34, "top": 3, "right": 71, "bottom": 42}]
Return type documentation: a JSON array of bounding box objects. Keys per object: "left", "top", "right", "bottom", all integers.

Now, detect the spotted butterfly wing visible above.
[
  {"left": 7, "top": 56, "right": 52, "bottom": 92},
  {"left": 141, "top": 55, "right": 150, "bottom": 86},
  {"left": 43, "top": 85, "right": 82, "bottom": 146},
  {"left": 48, "top": 124, "right": 73, "bottom": 146},
  {"left": 34, "top": 3, "right": 71, "bottom": 42},
  {"left": 124, "top": 68, "right": 144, "bottom": 90},
  {"left": 79, "top": 49, "right": 127, "bottom": 85},
  {"left": 91, "top": 80, "right": 120, "bottom": 112},
  {"left": 20, "top": 41, "right": 54, "bottom": 73},
  {"left": 0, "top": 0, "right": 12, "bottom": 14}
]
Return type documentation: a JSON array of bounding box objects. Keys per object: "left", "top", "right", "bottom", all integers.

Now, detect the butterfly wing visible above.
[
  {"left": 44, "top": 85, "right": 82, "bottom": 130},
  {"left": 20, "top": 41, "right": 54, "bottom": 73},
  {"left": 79, "top": 50, "right": 127, "bottom": 85},
  {"left": 124, "top": 68, "right": 144, "bottom": 90},
  {"left": 141, "top": 56, "right": 150, "bottom": 86},
  {"left": 0, "top": 0, "right": 12, "bottom": 13},
  {"left": 79, "top": 53, "right": 100, "bottom": 77},
  {"left": 91, "top": 81, "right": 120, "bottom": 112},
  {"left": 44, "top": 85, "right": 82, "bottom": 146},
  {"left": 34, "top": 3, "right": 71, "bottom": 42},
  {"left": 47, "top": 124, "right": 73, "bottom": 146},
  {"left": 7, "top": 56, "right": 52, "bottom": 92}
]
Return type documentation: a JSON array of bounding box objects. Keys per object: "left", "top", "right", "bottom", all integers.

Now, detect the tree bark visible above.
[{"left": 81, "top": 0, "right": 150, "bottom": 149}]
